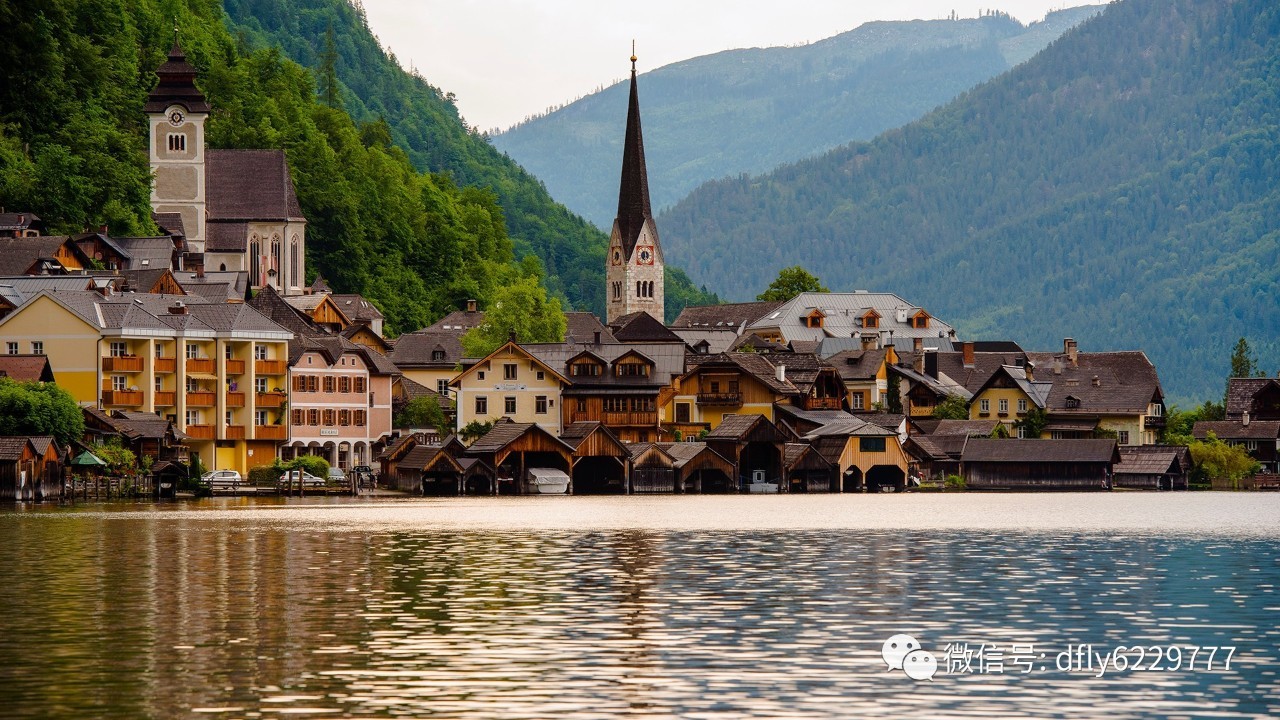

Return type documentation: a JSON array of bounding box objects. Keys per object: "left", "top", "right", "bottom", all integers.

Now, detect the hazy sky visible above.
[{"left": 359, "top": 1, "right": 1107, "bottom": 132}]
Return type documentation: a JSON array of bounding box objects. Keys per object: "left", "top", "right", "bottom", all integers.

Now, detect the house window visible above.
[
  {"left": 851, "top": 393, "right": 864, "bottom": 410},
  {"left": 536, "top": 396, "right": 548, "bottom": 414},
  {"left": 1018, "top": 399, "right": 1028, "bottom": 413},
  {"left": 1066, "top": 397, "right": 1080, "bottom": 409},
  {"left": 254, "top": 345, "right": 268, "bottom": 360},
  {"left": 6, "top": 342, "right": 17, "bottom": 355},
  {"left": 437, "top": 379, "right": 449, "bottom": 396},
  {"left": 291, "top": 409, "right": 303, "bottom": 425},
  {"left": 112, "top": 376, "right": 127, "bottom": 391},
  {"left": 475, "top": 396, "right": 488, "bottom": 415},
  {"left": 225, "top": 411, "right": 233, "bottom": 427},
  {"left": 31, "top": 341, "right": 43, "bottom": 355},
  {"left": 185, "top": 410, "right": 199, "bottom": 426},
  {"left": 110, "top": 342, "right": 128, "bottom": 357},
  {"left": 308, "top": 409, "right": 320, "bottom": 425},
  {"left": 307, "top": 376, "right": 318, "bottom": 393},
  {"left": 290, "top": 237, "right": 300, "bottom": 287},
  {"left": 859, "top": 437, "right": 887, "bottom": 453},
  {"left": 186, "top": 344, "right": 198, "bottom": 359},
  {"left": 354, "top": 410, "right": 366, "bottom": 427},
  {"left": 155, "top": 377, "right": 163, "bottom": 392},
  {"left": 675, "top": 403, "right": 690, "bottom": 423},
  {"left": 571, "top": 363, "right": 601, "bottom": 377},
  {"left": 339, "top": 376, "right": 350, "bottom": 393},
  {"left": 576, "top": 399, "right": 587, "bottom": 412},
  {"left": 324, "top": 376, "right": 335, "bottom": 393},
  {"left": 323, "top": 409, "right": 336, "bottom": 426},
  {"left": 504, "top": 396, "right": 516, "bottom": 414},
  {"left": 255, "top": 377, "right": 268, "bottom": 393},
  {"left": 186, "top": 377, "right": 199, "bottom": 392},
  {"left": 167, "top": 133, "right": 185, "bottom": 152},
  {"left": 256, "top": 410, "right": 268, "bottom": 426},
  {"left": 354, "top": 377, "right": 366, "bottom": 394},
  {"left": 998, "top": 399, "right": 1009, "bottom": 414},
  {"left": 432, "top": 350, "right": 445, "bottom": 361},
  {"left": 477, "top": 370, "right": 485, "bottom": 381},
  {"left": 1017, "top": 425, "right": 1026, "bottom": 439},
  {"left": 979, "top": 399, "right": 990, "bottom": 413},
  {"left": 225, "top": 345, "right": 234, "bottom": 360},
  {"left": 863, "top": 314, "right": 879, "bottom": 329},
  {"left": 616, "top": 363, "right": 650, "bottom": 377},
  {"left": 289, "top": 374, "right": 304, "bottom": 392},
  {"left": 1150, "top": 404, "right": 1163, "bottom": 417},
  {"left": 503, "top": 363, "right": 517, "bottom": 380},
  {"left": 536, "top": 371, "right": 545, "bottom": 381},
  {"left": 1117, "top": 430, "right": 1130, "bottom": 445},
  {"left": 339, "top": 409, "right": 350, "bottom": 426},
  {"left": 155, "top": 345, "right": 164, "bottom": 358},
  {"left": 710, "top": 381, "right": 720, "bottom": 393}
]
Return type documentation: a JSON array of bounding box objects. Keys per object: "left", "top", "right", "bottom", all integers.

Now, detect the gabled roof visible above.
[
  {"left": 962, "top": 438, "right": 1119, "bottom": 464},
  {"left": 681, "top": 352, "right": 799, "bottom": 397},
  {"left": 609, "top": 311, "right": 681, "bottom": 343},
  {"left": 1115, "top": 446, "right": 1190, "bottom": 475},
  {"left": 803, "top": 417, "right": 895, "bottom": 439},
  {"left": 1025, "top": 351, "right": 1162, "bottom": 414},
  {"left": 658, "top": 441, "right": 734, "bottom": 471},
  {"left": 1193, "top": 420, "right": 1280, "bottom": 441},
  {"left": 558, "top": 421, "right": 628, "bottom": 455},
  {"left": 971, "top": 364, "right": 1053, "bottom": 409},
  {"left": 424, "top": 308, "right": 486, "bottom": 334},
  {"left": 391, "top": 330, "right": 466, "bottom": 368},
  {"left": 0, "top": 212, "right": 42, "bottom": 234},
  {"left": 206, "top": 149, "right": 305, "bottom": 221},
  {"left": 467, "top": 421, "right": 575, "bottom": 455},
  {"left": 0, "top": 236, "right": 91, "bottom": 275},
  {"left": 0, "top": 437, "right": 33, "bottom": 461},
  {"left": 329, "top": 294, "right": 384, "bottom": 322},
  {"left": 1226, "top": 377, "right": 1280, "bottom": 418},
  {"left": 747, "top": 292, "right": 957, "bottom": 345},
  {"left": 671, "top": 301, "right": 783, "bottom": 330},
  {"left": 826, "top": 348, "right": 888, "bottom": 381},
  {"left": 450, "top": 342, "right": 570, "bottom": 387},
  {"left": 524, "top": 340, "right": 686, "bottom": 390},
  {"left": 705, "top": 413, "right": 785, "bottom": 442},
  {"left": 565, "top": 312, "right": 617, "bottom": 344},
  {"left": 0, "top": 355, "right": 55, "bottom": 383}
]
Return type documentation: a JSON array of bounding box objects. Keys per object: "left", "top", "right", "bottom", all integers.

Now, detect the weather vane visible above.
[{"left": 631, "top": 40, "right": 637, "bottom": 72}]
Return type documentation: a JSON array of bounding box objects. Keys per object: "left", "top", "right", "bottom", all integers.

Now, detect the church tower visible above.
[
  {"left": 606, "top": 49, "right": 664, "bottom": 324},
  {"left": 146, "top": 41, "right": 210, "bottom": 254}
]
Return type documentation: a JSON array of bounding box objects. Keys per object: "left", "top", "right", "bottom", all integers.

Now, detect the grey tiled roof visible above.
[
  {"left": 114, "top": 236, "right": 179, "bottom": 270},
  {"left": 205, "top": 221, "right": 248, "bottom": 252},
  {"left": 152, "top": 212, "right": 185, "bottom": 238},
  {"left": 565, "top": 312, "right": 617, "bottom": 344},
  {"left": 746, "top": 292, "right": 956, "bottom": 345},
  {"left": 1192, "top": 420, "right": 1280, "bottom": 441},
  {"left": 329, "top": 294, "right": 384, "bottom": 322},
  {"left": 207, "top": 150, "right": 305, "bottom": 221},
  {"left": 391, "top": 331, "right": 465, "bottom": 368},
  {"left": 671, "top": 301, "right": 783, "bottom": 330},
  {"left": 962, "top": 438, "right": 1118, "bottom": 464},
  {"left": 608, "top": 312, "right": 680, "bottom": 343},
  {"left": 1115, "top": 446, "right": 1188, "bottom": 475},
  {"left": 0, "top": 236, "right": 84, "bottom": 275},
  {"left": 1226, "top": 378, "right": 1280, "bottom": 418}
]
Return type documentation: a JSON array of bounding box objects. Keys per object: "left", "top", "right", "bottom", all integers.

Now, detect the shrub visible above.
[{"left": 944, "top": 474, "right": 967, "bottom": 490}]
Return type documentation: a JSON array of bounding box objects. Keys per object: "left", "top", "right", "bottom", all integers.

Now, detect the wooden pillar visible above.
[{"left": 624, "top": 456, "right": 631, "bottom": 495}]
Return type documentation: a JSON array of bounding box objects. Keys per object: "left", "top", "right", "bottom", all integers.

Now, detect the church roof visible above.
[
  {"left": 613, "top": 62, "right": 655, "bottom": 260},
  {"left": 206, "top": 150, "right": 305, "bottom": 222},
  {"left": 145, "top": 43, "right": 210, "bottom": 114}
]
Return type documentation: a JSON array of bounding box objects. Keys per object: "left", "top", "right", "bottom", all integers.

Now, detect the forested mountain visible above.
[
  {"left": 658, "top": 0, "right": 1280, "bottom": 403},
  {"left": 492, "top": 6, "right": 1100, "bottom": 229},
  {"left": 220, "top": 0, "right": 718, "bottom": 321}
]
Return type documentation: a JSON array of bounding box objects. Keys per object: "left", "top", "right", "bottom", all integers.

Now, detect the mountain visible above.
[
  {"left": 656, "top": 0, "right": 1280, "bottom": 403},
  {"left": 491, "top": 6, "right": 1102, "bottom": 229},
  {"left": 220, "top": 0, "right": 719, "bottom": 321}
]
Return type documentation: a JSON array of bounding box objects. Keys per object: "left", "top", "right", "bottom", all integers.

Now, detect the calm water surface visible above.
[{"left": 1, "top": 494, "right": 1278, "bottom": 719}]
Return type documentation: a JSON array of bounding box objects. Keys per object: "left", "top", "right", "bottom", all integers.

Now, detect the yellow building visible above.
[
  {"left": 968, "top": 364, "right": 1050, "bottom": 437},
  {"left": 0, "top": 290, "right": 293, "bottom": 474},
  {"left": 450, "top": 342, "right": 569, "bottom": 435},
  {"left": 391, "top": 330, "right": 465, "bottom": 400},
  {"left": 661, "top": 352, "right": 797, "bottom": 436},
  {"left": 806, "top": 419, "right": 911, "bottom": 491}
]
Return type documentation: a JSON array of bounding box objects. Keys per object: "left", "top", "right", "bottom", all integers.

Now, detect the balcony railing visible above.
[
  {"left": 601, "top": 411, "right": 659, "bottom": 426},
  {"left": 224, "top": 425, "right": 246, "bottom": 440},
  {"left": 102, "top": 356, "right": 143, "bottom": 372},
  {"left": 101, "top": 390, "right": 144, "bottom": 407},
  {"left": 186, "top": 391, "right": 216, "bottom": 407},
  {"left": 1144, "top": 415, "right": 1167, "bottom": 429},
  {"left": 804, "top": 396, "right": 844, "bottom": 411},
  {"left": 225, "top": 359, "right": 246, "bottom": 375},
  {"left": 185, "top": 358, "right": 214, "bottom": 374},
  {"left": 185, "top": 424, "right": 215, "bottom": 440},
  {"left": 255, "top": 359, "right": 288, "bottom": 375},
  {"left": 226, "top": 392, "right": 246, "bottom": 408},
  {"left": 154, "top": 391, "right": 176, "bottom": 407},
  {"left": 154, "top": 358, "right": 176, "bottom": 373},
  {"left": 256, "top": 392, "right": 286, "bottom": 408},
  {"left": 255, "top": 425, "right": 287, "bottom": 440},
  {"left": 696, "top": 392, "right": 743, "bottom": 407}
]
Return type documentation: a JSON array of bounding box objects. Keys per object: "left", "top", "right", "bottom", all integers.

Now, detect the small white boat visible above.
[
  {"left": 747, "top": 482, "right": 779, "bottom": 494},
  {"left": 527, "top": 467, "right": 570, "bottom": 494}
]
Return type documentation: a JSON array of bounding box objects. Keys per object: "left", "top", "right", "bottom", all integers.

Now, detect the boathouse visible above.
[
  {"left": 705, "top": 414, "right": 788, "bottom": 491},
  {"left": 466, "top": 421, "right": 575, "bottom": 494},
  {"left": 1114, "top": 445, "right": 1190, "bottom": 490},
  {"left": 560, "top": 421, "right": 631, "bottom": 493},
  {"left": 961, "top": 438, "right": 1119, "bottom": 491},
  {"left": 662, "top": 442, "right": 736, "bottom": 493}
]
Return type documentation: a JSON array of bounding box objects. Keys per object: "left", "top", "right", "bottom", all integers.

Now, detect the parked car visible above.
[
  {"left": 327, "top": 467, "right": 347, "bottom": 484},
  {"left": 278, "top": 469, "right": 324, "bottom": 488},
  {"left": 201, "top": 470, "right": 246, "bottom": 494}
]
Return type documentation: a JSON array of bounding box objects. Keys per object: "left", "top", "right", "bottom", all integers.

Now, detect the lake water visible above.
[{"left": 1, "top": 494, "right": 1278, "bottom": 719}]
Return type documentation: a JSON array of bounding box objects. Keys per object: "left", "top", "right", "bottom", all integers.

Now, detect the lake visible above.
[{"left": 1, "top": 494, "right": 1277, "bottom": 718}]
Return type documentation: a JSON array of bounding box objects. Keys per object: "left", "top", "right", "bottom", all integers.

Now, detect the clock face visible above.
[
  {"left": 168, "top": 109, "right": 185, "bottom": 126},
  {"left": 637, "top": 247, "right": 654, "bottom": 265},
  {"left": 612, "top": 249, "right": 622, "bottom": 265}
]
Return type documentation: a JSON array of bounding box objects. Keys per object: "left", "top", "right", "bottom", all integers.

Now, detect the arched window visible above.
[
  {"left": 249, "top": 234, "right": 260, "bottom": 286},
  {"left": 270, "top": 234, "right": 281, "bottom": 282},
  {"left": 290, "top": 236, "right": 300, "bottom": 288}
]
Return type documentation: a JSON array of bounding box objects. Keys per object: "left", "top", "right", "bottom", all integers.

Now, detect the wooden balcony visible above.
[
  {"left": 102, "top": 356, "right": 143, "bottom": 372},
  {"left": 255, "top": 424, "right": 287, "bottom": 440},
  {"left": 602, "top": 411, "right": 659, "bottom": 426},
  {"left": 1144, "top": 415, "right": 1166, "bottom": 430},
  {"left": 186, "top": 391, "right": 216, "bottom": 407},
  {"left": 804, "top": 396, "right": 844, "bottom": 411},
  {"left": 185, "top": 358, "right": 214, "bottom": 374},
  {"left": 101, "top": 390, "right": 144, "bottom": 407},
  {"left": 224, "top": 425, "right": 246, "bottom": 440},
  {"left": 696, "top": 392, "right": 743, "bottom": 407},
  {"left": 154, "top": 391, "right": 176, "bottom": 407},
  {"left": 226, "top": 392, "right": 246, "bottom": 408},
  {"left": 663, "top": 422, "right": 712, "bottom": 439},
  {"left": 154, "top": 358, "right": 176, "bottom": 373},
  {"left": 255, "top": 391, "right": 286, "bottom": 408},
  {"left": 185, "top": 424, "right": 215, "bottom": 440},
  {"left": 225, "top": 359, "right": 246, "bottom": 375},
  {"left": 255, "top": 359, "right": 288, "bottom": 376}
]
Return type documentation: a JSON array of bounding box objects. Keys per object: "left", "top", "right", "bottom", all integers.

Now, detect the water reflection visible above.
[{"left": 0, "top": 497, "right": 1277, "bottom": 718}]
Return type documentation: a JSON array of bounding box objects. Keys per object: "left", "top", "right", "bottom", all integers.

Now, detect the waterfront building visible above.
[
  {"left": 960, "top": 438, "right": 1120, "bottom": 490},
  {"left": 449, "top": 341, "right": 570, "bottom": 435}
]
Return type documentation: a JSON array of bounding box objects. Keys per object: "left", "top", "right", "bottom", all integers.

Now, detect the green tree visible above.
[
  {"left": 395, "top": 395, "right": 449, "bottom": 434},
  {"left": 319, "top": 22, "right": 339, "bottom": 109},
  {"left": 1189, "top": 432, "right": 1260, "bottom": 489},
  {"left": 1226, "top": 337, "right": 1265, "bottom": 406},
  {"left": 932, "top": 394, "right": 970, "bottom": 420},
  {"left": 459, "top": 420, "right": 495, "bottom": 443},
  {"left": 92, "top": 438, "right": 137, "bottom": 475},
  {"left": 1014, "top": 407, "right": 1047, "bottom": 438},
  {"left": 461, "top": 276, "right": 567, "bottom": 357},
  {"left": 0, "top": 378, "right": 85, "bottom": 446},
  {"left": 756, "top": 265, "right": 830, "bottom": 302}
]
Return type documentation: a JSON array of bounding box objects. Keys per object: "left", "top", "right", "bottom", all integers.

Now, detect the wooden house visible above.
[
  {"left": 705, "top": 414, "right": 789, "bottom": 491},
  {"left": 805, "top": 418, "right": 910, "bottom": 492},
  {"left": 661, "top": 442, "right": 737, "bottom": 493},
  {"left": 1115, "top": 445, "right": 1190, "bottom": 490},
  {"left": 628, "top": 443, "right": 676, "bottom": 493},
  {"left": 784, "top": 443, "right": 836, "bottom": 493},
  {"left": 0, "top": 436, "right": 61, "bottom": 501},
  {"left": 559, "top": 421, "right": 631, "bottom": 493},
  {"left": 961, "top": 438, "right": 1119, "bottom": 491},
  {"left": 464, "top": 421, "right": 575, "bottom": 495}
]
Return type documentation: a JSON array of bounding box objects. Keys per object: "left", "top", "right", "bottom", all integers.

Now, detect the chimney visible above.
[
  {"left": 1024, "top": 361, "right": 1034, "bottom": 382},
  {"left": 861, "top": 334, "right": 876, "bottom": 351},
  {"left": 925, "top": 351, "right": 938, "bottom": 379},
  {"left": 962, "top": 341, "right": 975, "bottom": 368},
  {"left": 1053, "top": 357, "right": 1063, "bottom": 375},
  {"left": 1243, "top": 410, "right": 1250, "bottom": 427},
  {"left": 1064, "top": 338, "right": 1078, "bottom": 368},
  {"left": 593, "top": 331, "right": 601, "bottom": 345},
  {"left": 1092, "top": 375, "right": 1101, "bottom": 387},
  {"left": 776, "top": 364, "right": 787, "bottom": 383},
  {"left": 508, "top": 331, "right": 518, "bottom": 344},
  {"left": 913, "top": 337, "right": 923, "bottom": 353},
  {"left": 467, "top": 299, "right": 477, "bottom": 312},
  {"left": 195, "top": 265, "right": 204, "bottom": 279},
  {"left": 913, "top": 348, "right": 925, "bottom": 375},
  {"left": 98, "top": 224, "right": 109, "bottom": 235},
  {"left": 895, "top": 307, "right": 909, "bottom": 324},
  {"left": 168, "top": 301, "right": 187, "bottom": 315}
]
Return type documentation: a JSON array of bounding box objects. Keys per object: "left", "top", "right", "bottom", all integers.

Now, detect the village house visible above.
[
  {"left": 960, "top": 438, "right": 1119, "bottom": 491},
  {"left": 0, "top": 436, "right": 63, "bottom": 501},
  {"left": 449, "top": 341, "right": 570, "bottom": 435},
  {"left": 0, "top": 289, "right": 292, "bottom": 475},
  {"left": 0, "top": 212, "right": 45, "bottom": 237},
  {"left": 743, "top": 291, "right": 958, "bottom": 350}
]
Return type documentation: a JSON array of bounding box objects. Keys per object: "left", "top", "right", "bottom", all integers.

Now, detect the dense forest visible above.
[
  {"left": 0, "top": 0, "right": 715, "bottom": 332},
  {"left": 220, "top": 0, "right": 718, "bottom": 321},
  {"left": 657, "top": 0, "right": 1280, "bottom": 403},
  {"left": 493, "top": 6, "right": 1100, "bottom": 228}
]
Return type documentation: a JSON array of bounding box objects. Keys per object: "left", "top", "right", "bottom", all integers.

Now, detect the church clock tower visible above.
[
  {"left": 606, "top": 49, "right": 664, "bottom": 324},
  {"left": 146, "top": 41, "right": 210, "bottom": 254}
]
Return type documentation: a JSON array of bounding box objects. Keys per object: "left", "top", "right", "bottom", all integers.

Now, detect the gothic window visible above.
[
  {"left": 636, "top": 281, "right": 642, "bottom": 298},
  {"left": 167, "top": 134, "right": 186, "bottom": 152},
  {"left": 249, "top": 235, "right": 261, "bottom": 286},
  {"left": 270, "top": 234, "right": 281, "bottom": 278},
  {"left": 290, "top": 236, "right": 300, "bottom": 287}
]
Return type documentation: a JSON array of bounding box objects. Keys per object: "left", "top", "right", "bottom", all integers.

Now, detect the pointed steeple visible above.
[
  {"left": 614, "top": 46, "right": 653, "bottom": 259},
  {"left": 145, "top": 38, "right": 210, "bottom": 114}
]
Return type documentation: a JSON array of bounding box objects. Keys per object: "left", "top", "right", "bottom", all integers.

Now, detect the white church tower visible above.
[
  {"left": 145, "top": 41, "right": 209, "bottom": 254},
  {"left": 606, "top": 50, "right": 664, "bottom": 324}
]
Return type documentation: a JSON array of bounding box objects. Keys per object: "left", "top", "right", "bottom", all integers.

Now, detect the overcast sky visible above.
[{"left": 359, "top": 1, "right": 1107, "bottom": 132}]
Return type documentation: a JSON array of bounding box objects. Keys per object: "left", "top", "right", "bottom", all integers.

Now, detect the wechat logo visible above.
[{"left": 882, "top": 634, "right": 938, "bottom": 682}]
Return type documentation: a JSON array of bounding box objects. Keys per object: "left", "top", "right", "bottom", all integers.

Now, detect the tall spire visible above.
[{"left": 614, "top": 44, "right": 653, "bottom": 259}]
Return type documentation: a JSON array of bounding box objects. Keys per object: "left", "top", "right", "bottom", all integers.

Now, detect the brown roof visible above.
[
  {"left": 827, "top": 349, "right": 887, "bottom": 381},
  {"left": 144, "top": 43, "right": 210, "bottom": 114},
  {"left": 205, "top": 221, "right": 248, "bottom": 252},
  {"left": 330, "top": 294, "right": 384, "bottom": 323},
  {"left": 911, "top": 419, "right": 998, "bottom": 437},
  {"left": 206, "top": 150, "right": 304, "bottom": 221},
  {"left": 565, "top": 312, "right": 617, "bottom": 343},
  {"left": 962, "top": 438, "right": 1118, "bottom": 464},
  {"left": 671, "top": 301, "right": 783, "bottom": 329},
  {"left": 467, "top": 421, "right": 574, "bottom": 455},
  {"left": 609, "top": 312, "right": 680, "bottom": 343},
  {"left": 1226, "top": 378, "right": 1280, "bottom": 418},
  {"left": 152, "top": 212, "right": 185, "bottom": 238},
  {"left": 391, "top": 331, "right": 465, "bottom": 368},
  {"left": 0, "top": 236, "right": 86, "bottom": 275},
  {"left": 0, "top": 437, "right": 32, "bottom": 461},
  {"left": 1115, "top": 446, "right": 1190, "bottom": 475},
  {"left": 1193, "top": 420, "right": 1280, "bottom": 441},
  {"left": 0, "top": 355, "right": 54, "bottom": 383},
  {"left": 0, "top": 213, "right": 42, "bottom": 233},
  {"left": 423, "top": 308, "right": 486, "bottom": 334}
]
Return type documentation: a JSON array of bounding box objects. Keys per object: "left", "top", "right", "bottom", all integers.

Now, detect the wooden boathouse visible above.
[{"left": 961, "top": 438, "right": 1119, "bottom": 491}]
